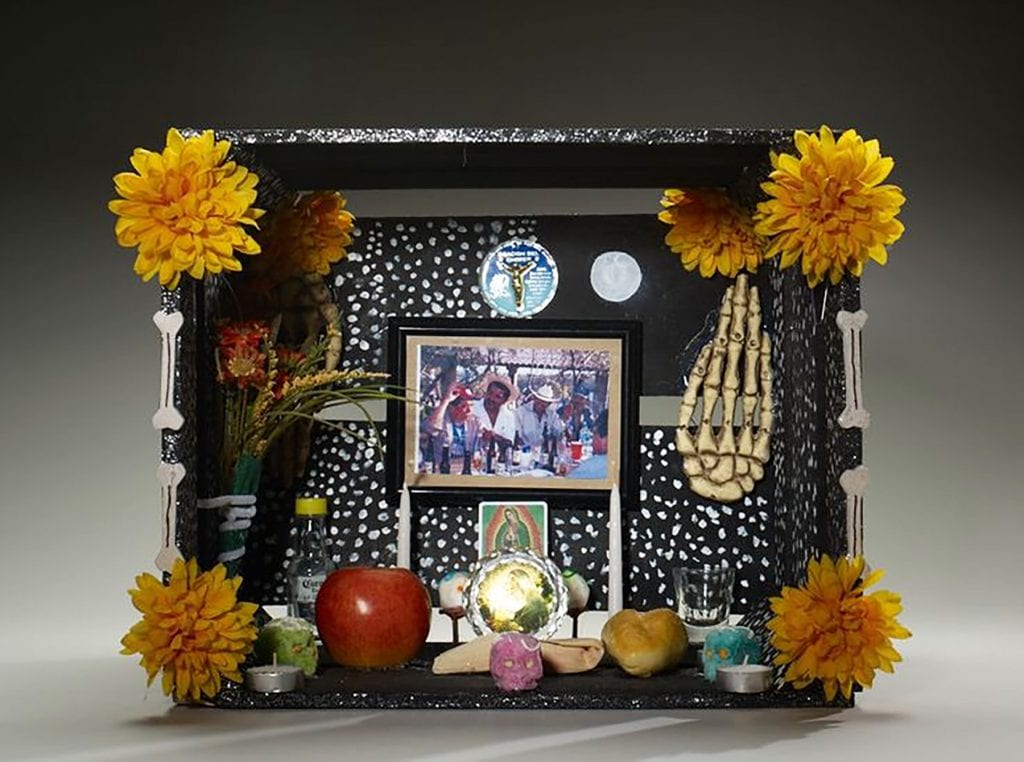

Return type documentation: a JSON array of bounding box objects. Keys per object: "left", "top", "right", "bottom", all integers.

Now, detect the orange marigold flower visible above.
[
  {"left": 109, "top": 128, "right": 264, "bottom": 289},
  {"left": 120, "top": 558, "right": 258, "bottom": 702},
  {"left": 260, "top": 191, "right": 355, "bottom": 279},
  {"left": 754, "top": 125, "right": 906, "bottom": 288},
  {"left": 768, "top": 554, "right": 911, "bottom": 702},
  {"left": 658, "top": 188, "right": 764, "bottom": 279}
]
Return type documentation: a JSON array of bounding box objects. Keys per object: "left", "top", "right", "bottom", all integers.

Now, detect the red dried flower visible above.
[
  {"left": 217, "top": 321, "right": 268, "bottom": 351},
  {"left": 272, "top": 346, "right": 305, "bottom": 398},
  {"left": 216, "top": 321, "right": 270, "bottom": 389}
]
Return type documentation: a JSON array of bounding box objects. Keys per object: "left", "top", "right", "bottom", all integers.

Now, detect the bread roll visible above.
[{"left": 601, "top": 608, "right": 688, "bottom": 677}]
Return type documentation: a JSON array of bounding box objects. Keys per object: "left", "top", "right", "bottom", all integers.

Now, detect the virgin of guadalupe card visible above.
[{"left": 478, "top": 501, "right": 548, "bottom": 557}]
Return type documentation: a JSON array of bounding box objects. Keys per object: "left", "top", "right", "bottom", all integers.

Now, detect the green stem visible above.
[
  {"left": 219, "top": 451, "right": 262, "bottom": 579},
  {"left": 231, "top": 451, "right": 263, "bottom": 494},
  {"left": 263, "top": 409, "right": 381, "bottom": 452},
  {"left": 256, "top": 385, "right": 406, "bottom": 455}
]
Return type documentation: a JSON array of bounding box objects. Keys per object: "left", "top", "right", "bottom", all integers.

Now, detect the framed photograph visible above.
[
  {"left": 386, "top": 317, "right": 641, "bottom": 506},
  {"left": 478, "top": 501, "right": 548, "bottom": 557}
]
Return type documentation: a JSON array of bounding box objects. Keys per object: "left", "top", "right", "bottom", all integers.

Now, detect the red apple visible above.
[{"left": 315, "top": 566, "right": 432, "bottom": 669}]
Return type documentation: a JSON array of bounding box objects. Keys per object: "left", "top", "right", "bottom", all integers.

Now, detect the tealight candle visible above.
[
  {"left": 245, "top": 655, "right": 305, "bottom": 693},
  {"left": 715, "top": 661, "right": 772, "bottom": 694}
]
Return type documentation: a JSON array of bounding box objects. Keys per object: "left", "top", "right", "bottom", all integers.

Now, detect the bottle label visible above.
[{"left": 295, "top": 573, "right": 326, "bottom": 604}]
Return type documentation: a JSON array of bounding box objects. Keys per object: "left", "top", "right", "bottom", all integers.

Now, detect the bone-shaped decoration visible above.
[
  {"left": 676, "top": 274, "right": 773, "bottom": 502},
  {"left": 155, "top": 461, "right": 187, "bottom": 573},
  {"left": 152, "top": 310, "right": 185, "bottom": 431},
  {"left": 836, "top": 309, "right": 870, "bottom": 429},
  {"left": 839, "top": 465, "right": 870, "bottom": 558}
]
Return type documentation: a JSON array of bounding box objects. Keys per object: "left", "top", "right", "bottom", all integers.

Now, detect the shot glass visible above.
[{"left": 672, "top": 565, "right": 735, "bottom": 627}]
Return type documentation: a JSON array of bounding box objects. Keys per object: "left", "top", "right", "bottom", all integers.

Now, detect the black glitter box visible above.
[{"left": 156, "top": 128, "right": 859, "bottom": 709}]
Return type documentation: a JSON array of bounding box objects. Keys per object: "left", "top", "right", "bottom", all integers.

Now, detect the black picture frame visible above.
[{"left": 386, "top": 316, "right": 642, "bottom": 509}]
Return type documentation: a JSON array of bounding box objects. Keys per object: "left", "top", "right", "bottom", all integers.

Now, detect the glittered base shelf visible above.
[{"left": 208, "top": 644, "right": 849, "bottom": 710}]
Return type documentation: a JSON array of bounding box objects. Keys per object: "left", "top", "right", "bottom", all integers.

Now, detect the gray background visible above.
[{"left": 0, "top": 0, "right": 1019, "bottom": 670}]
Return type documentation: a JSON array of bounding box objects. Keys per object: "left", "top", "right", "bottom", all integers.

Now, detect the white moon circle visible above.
[{"left": 590, "top": 250, "right": 642, "bottom": 303}]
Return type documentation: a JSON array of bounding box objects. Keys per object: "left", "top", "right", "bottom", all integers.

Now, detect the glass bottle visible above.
[
  {"left": 544, "top": 423, "right": 557, "bottom": 471},
  {"left": 287, "top": 496, "right": 334, "bottom": 626},
  {"left": 485, "top": 436, "right": 495, "bottom": 473}
]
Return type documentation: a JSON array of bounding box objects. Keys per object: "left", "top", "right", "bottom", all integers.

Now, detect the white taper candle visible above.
[
  {"left": 397, "top": 484, "right": 412, "bottom": 569},
  {"left": 608, "top": 482, "right": 623, "bottom": 613}
]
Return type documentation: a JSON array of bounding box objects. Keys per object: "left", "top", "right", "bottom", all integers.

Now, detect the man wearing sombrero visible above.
[
  {"left": 470, "top": 372, "right": 518, "bottom": 473},
  {"left": 515, "top": 382, "right": 565, "bottom": 470}
]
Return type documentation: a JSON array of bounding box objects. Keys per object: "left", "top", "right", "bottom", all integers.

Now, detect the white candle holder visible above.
[
  {"left": 715, "top": 662, "right": 772, "bottom": 694},
  {"left": 245, "top": 660, "right": 305, "bottom": 693}
]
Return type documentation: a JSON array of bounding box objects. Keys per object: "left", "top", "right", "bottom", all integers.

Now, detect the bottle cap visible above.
[{"left": 294, "top": 497, "right": 328, "bottom": 516}]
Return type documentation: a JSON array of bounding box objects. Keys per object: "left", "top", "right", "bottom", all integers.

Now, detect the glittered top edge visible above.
[{"left": 179, "top": 126, "right": 795, "bottom": 147}]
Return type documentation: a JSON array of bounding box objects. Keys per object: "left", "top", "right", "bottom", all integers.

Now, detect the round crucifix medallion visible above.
[{"left": 479, "top": 239, "right": 559, "bottom": 317}]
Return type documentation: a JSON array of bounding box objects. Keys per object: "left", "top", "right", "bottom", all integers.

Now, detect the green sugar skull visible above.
[{"left": 254, "top": 617, "right": 319, "bottom": 677}]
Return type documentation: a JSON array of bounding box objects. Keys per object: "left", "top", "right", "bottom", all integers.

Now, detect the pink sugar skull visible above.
[{"left": 489, "top": 632, "right": 543, "bottom": 692}]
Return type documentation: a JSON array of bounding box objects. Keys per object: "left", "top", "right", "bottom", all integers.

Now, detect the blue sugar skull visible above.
[{"left": 701, "top": 625, "right": 763, "bottom": 682}]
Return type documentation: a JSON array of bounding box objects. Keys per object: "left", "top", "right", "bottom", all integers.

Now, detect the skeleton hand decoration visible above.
[
  {"left": 274, "top": 272, "right": 342, "bottom": 372},
  {"left": 267, "top": 272, "right": 342, "bottom": 485},
  {"left": 676, "top": 274, "right": 773, "bottom": 502}
]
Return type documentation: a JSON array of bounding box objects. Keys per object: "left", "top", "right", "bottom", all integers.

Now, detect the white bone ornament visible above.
[
  {"left": 155, "top": 461, "right": 187, "bottom": 573},
  {"left": 152, "top": 310, "right": 185, "bottom": 431},
  {"left": 836, "top": 309, "right": 870, "bottom": 429},
  {"left": 839, "top": 465, "right": 870, "bottom": 558},
  {"left": 676, "top": 274, "right": 773, "bottom": 502}
]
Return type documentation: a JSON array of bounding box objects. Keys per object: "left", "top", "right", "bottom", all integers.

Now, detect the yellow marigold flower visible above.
[
  {"left": 109, "top": 128, "right": 264, "bottom": 289},
  {"left": 754, "top": 126, "right": 906, "bottom": 288},
  {"left": 658, "top": 188, "right": 764, "bottom": 278},
  {"left": 263, "top": 191, "right": 355, "bottom": 278},
  {"left": 120, "top": 558, "right": 258, "bottom": 702},
  {"left": 768, "top": 554, "right": 911, "bottom": 702}
]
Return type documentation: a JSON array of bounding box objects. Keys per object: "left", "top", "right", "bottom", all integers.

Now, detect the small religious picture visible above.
[
  {"left": 479, "top": 239, "right": 559, "bottom": 317},
  {"left": 478, "top": 501, "right": 548, "bottom": 557}
]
